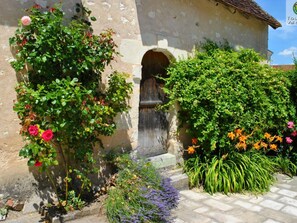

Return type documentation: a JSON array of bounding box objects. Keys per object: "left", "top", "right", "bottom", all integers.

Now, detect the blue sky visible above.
[{"left": 256, "top": 0, "right": 297, "bottom": 64}]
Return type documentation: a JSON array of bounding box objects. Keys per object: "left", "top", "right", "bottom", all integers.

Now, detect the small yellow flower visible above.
[
  {"left": 235, "top": 129, "right": 243, "bottom": 137},
  {"left": 24, "top": 118, "right": 31, "bottom": 127},
  {"left": 236, "top": 142, "right": 247, "bottom": 150},
  {"left": 228, "top": 132, "right": 236, "bottom": 140},
  {"left": 239, "top": 135, "right": 247, "bottom": 142},
  {"left": 253, "top": 141, "right": 261, "bottom": 150},
  {"left": 275, "top": 136, "right": 283, "bottom": 143},
  {"left": 264, "top": 132, "right": 271, "bottom": 139},
  {"left": 187, "top": 146, "right": 195, "bottom": 155},
  {"left": 261, "top": 142, "right": 268, "bottom": 149},
  {"left": 269, "top": 144, "right": 278, "bottom": 151},
  {"left": 61, "top": 200, "right": 67, "bottom": 207}
]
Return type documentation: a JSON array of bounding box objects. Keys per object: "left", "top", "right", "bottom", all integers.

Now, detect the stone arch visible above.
[{"left": 135, "top": 48, "right": 184, "bottom": 160}]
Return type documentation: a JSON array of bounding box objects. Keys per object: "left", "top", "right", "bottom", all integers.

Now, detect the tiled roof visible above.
[
  {"left": 216, "top": 0, "right": 281, "bottom": 29},
  {"left": 272, "top": 65, "right": 296, "bottom": 71}
]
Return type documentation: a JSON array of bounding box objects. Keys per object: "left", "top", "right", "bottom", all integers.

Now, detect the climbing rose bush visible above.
[{"left": 10, "top": 4, "right": 132, "bottom": 209}]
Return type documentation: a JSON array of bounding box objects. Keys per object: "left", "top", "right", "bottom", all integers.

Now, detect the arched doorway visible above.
[{"left": 138, "top": 50, "right": 170, "bottom": 157}]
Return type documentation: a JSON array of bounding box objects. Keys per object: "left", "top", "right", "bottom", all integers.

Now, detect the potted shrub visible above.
[{"left": 0, "top": 207, "right": 8, "bottom": 221}]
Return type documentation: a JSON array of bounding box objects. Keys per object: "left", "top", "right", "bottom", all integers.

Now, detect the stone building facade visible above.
[{"left": 0, "top": 0, "right": 280, "bottom": 196}]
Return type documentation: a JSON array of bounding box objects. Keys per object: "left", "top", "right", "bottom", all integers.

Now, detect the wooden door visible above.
[{"left": 138, "top": 50, "right": 170, "bottom": 157}]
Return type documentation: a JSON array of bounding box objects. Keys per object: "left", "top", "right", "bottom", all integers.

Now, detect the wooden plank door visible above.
[{"left": 138, "top": 50, "right": 170, "bottom": 157}]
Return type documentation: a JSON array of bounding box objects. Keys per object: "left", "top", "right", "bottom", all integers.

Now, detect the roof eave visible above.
[{"left": 215, "top": 0, "right": 282, "bottom": 29}]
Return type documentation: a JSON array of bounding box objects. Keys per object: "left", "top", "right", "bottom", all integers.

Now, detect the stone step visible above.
[
  {"left": 160, "top": 167, "right": 189, "bottom": 190},
  {"left": 147, "top": 153, "right": 177, "bottom": 170},
  {"left": 170, "top": 172, "right": 189, "bottom": 190},
  {"left": 161, "top": 167, "right": 183, "bottom": 177},
  {"left": 147, "top": 153, "right": 189, "bottom": 190}
]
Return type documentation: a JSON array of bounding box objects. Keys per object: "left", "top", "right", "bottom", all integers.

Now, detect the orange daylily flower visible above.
[
  {"left": 269, "top": 144, "right": 278, "bottom": 151},
  {"left": 236, "top": 142, "right": 247, "bottom": 150},
  {"left": 235, "top": 129, "right": 243, "bottom": 136},
  {"left": 261, "top": 142, "right": 268, "bottom": 149},
  {"left": 228, "top": 132, "right": 236, "bottom": 140},
  {"left": 264, "top": 132, "right": 271, "bottom": 139},
  {"left": 275, "top": 136, "right": 283, "bottom": 143},
  {"left": 253, "top": 142, "right": 261, "bottom": 150},
  {"left": 187, "top": 146, "right": 195, "bottom": 155},
  {"left": 239, "top": 135, "right": 247, "bottom": 142}
]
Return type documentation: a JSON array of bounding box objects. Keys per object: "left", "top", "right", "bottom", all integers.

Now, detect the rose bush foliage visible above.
[{"left": 10, "top": 4, "right": 132, "bottom": 208}]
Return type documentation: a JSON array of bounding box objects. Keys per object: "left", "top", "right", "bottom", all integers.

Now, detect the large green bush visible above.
[
  {"left": 163, "top": 41, "right": 297, "bottom": 193},
  {"left": 163, "top": 42, "right": 296, "bottom": 153},
  {"left": 285, "top": 59, "right": 297, "bottom": 112}
]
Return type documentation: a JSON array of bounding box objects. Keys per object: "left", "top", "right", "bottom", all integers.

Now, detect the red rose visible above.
[
  {"left": 20, "top": 38, "right": 27, "bottom": 47},
  {"left": 28, "top": 125, "right": 39, "bottom": 136},
  {"left": 42, "top": 129, "right": 54, "bottom": 141},
  {"left": 25, "top": 104, "right": 31, "bottom": 110},
  {"left": 34, "top": 160, "right": 42, "bottom": 167}
]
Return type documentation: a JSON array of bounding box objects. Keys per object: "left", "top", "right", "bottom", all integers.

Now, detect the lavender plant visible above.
[{"left": 106, "top": 155, "right": 179, "bottom": 223}]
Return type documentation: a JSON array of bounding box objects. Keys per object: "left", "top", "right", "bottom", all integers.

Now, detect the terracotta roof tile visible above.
[
  {"left": 216, "top": 0, "right": 281, "bottom": 29},
  {"left": 272, "top": 65, "right": 295, "bottom": 71}
]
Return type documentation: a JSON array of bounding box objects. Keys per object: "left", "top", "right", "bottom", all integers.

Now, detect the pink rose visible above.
[
  {"left": 21, "top": 16, "right": 31, "bottom": 26},
  {"left": 287, "top": 121, "right": 294, "bottom": 129},
  {"left": 292, "top": 131, "right": 297, "bottom": 137},
  {"left": 286, "top": 137, "right": 293, "bottom": 144},
  {"left": 28, "top": 125, "right": 39, "bottom": 136},
  {"left": 42, "top": 129, "right": 54, "bottom": 141}
]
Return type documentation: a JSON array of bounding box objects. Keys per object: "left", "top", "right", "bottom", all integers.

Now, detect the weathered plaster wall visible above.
[{"left": 135, "top": 0, "right": 268, "bottom": 55}]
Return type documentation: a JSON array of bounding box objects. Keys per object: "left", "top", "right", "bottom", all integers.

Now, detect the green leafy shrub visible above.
[
  {"left": 285, "top": 59, "right": 297, "bottom": 109},
  {"left": 164, "top": 40, "right": 297, "bottom": 193},
  {"left": 10, "top": 4, "right": 132, "bottom": 210},
  {"left": 163, "top": 41, "right": 296, "bottom": 153},
  {"left": 106, "top": 155, "right": 179, "bottom": 223}
]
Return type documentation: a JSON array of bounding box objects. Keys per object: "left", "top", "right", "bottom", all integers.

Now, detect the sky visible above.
[{"left": 256, "top": 0, "right": 297, "bottom": 65}]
